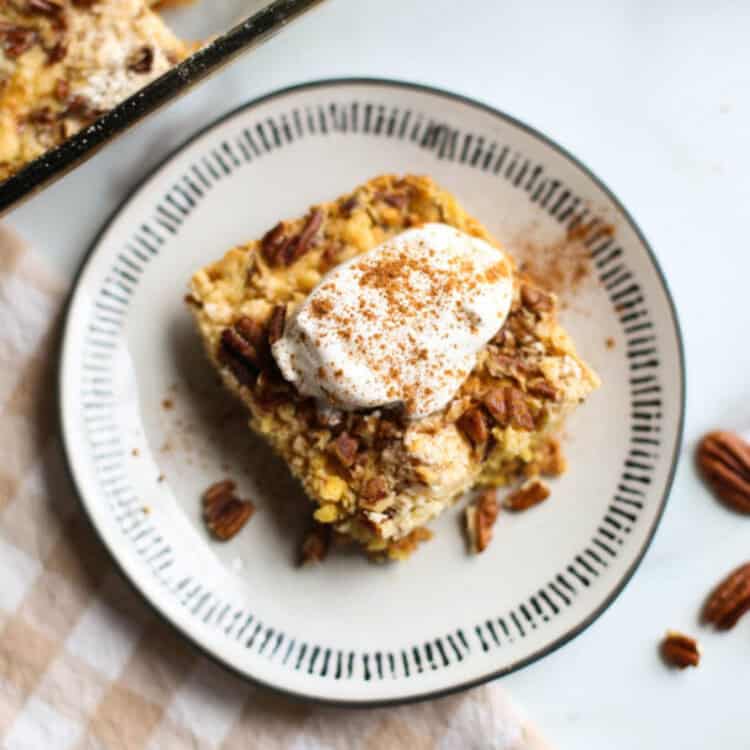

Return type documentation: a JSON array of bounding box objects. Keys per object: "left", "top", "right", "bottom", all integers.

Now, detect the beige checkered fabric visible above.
[{"left": 0, "top": 225, "right": 552, "bottom": 750}]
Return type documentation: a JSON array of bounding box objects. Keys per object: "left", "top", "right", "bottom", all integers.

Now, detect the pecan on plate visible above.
[
  {"left": 702, "top": 562, "right": 750, "bottom": 630},
  {"left": 465, "top": 488, "right": 500, "bottom": 554},
  {"left": 660, "top": 631, "right": 700, "bottom": 669},
  {"left": 505, "top": 478, "right": 550, "bottom": 512},
  {"left": 697, "top": 431, "right": 750, "bottom": 513},
  {"left": 202, "top": 479, "right": 255, "bottom": 541}
]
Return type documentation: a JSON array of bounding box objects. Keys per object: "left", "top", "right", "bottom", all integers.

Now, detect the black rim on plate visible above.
[{"left": 57, "top": 78, "right": 686, "bottom": 708}]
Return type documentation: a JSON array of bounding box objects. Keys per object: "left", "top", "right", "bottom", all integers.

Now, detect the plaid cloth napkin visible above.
[{"left": 0, "top": 224, "right": 552, "bottom": 750}]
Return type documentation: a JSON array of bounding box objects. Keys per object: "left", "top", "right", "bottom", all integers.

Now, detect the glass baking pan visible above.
[{"left": 0, "top": 0, "right": 326, "bottom": 216}]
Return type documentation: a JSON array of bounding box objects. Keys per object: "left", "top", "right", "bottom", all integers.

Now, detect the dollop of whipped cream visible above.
[{"left": 272, "top": 223, "right": 514, "bottom": 418}]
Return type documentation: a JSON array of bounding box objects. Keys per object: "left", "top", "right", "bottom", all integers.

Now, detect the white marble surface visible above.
[{"left": 8, "top": 0, "right": 750, "bottom": 746}]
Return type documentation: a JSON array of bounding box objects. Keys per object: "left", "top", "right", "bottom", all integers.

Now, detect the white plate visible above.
[{"left": 59, "top": 79, "right": 685, "bottom": 706}]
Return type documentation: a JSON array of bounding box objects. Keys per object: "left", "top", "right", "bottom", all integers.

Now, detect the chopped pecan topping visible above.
[
  {"left": 28, "top": 107, "right": 54, "bottom": 125},
  {"left": 466, "top": 488, "right": 500, "bottom": 553},
  {"left": 254, "top": 370, "right": 292, "bottom": 408},
  {"left": 26, "top": 0, "right": 64, "bottom": 15},
  {"left": 697, "top": 431, "right": 750, "bottom": 513},
  {"left": 485, "top": 351, "right": 534, "bottom": 381},
  {"left": 267, "top": 304, "right": 286, "bottom": 345},
  {"left": 44, "top": 39, "right": 66, "bottom": 64},
  {"left": 661, "top": 632, "right": 700, "bottom": 669},
  {"left": 202, "top": 479, "right": 255, "bottom": 541},
  {"left": 300, "top": 524, "right": 331, "bottom": 565},
  {"left": 260, "top": 222, "right": 290, "bottom": 265},
  {"left": 702, "top": 562, "right": 750, "bottom": 630},
  {"left": 505, "top": 478, "right": 550, "bottom": 511},
  {"left": 233, "top": 315, "right": 265, "bottom": 348},
  {"left": 0, "top": 25, "right": 37, "bottom": 58},
  {"left": 340, "top": 195, "right": 359, "bottom": 216},
  {"left": 377, "top": 419, "right": 402, "bottom": 441},
  {"left": 328, "top": 431, "right": 359, "bottom": 467},
  {"left": 482, "top": 386, "right": 534, "bottom": 431},
  {"left": 520, "top": 283, "right": 554, "bottom": 314},
  {"left": 127, "top": 45, "right": 154, "bottom": 74},
  {"left": 361, "top": 476, "right": 387, "bottom": 501},
  {"left": 221, "top": 327, "right": 259, "bottom": 367},
  {"left": 219, "top": 326, "right": 263, "bottom": 386},
  {"left": 457, "top": 407, "right": 489, "bottom": 447},
  {"left": 526, "top": 379, "right": 558, "bottom": 401},
  {"left": 482, "top": 388, "right": 507, "bottom": 424},
  {"left": 492, "top": 326, "right": 516, "bottom": 349},
  {"left": 374, "top": 190, "right": 409, "bottom": 210},
  {"left": 53, "top": 78, "right": 69, "bottom": 101},
  {"left": 287, "top": 208, "right": 324, "bottom": 264},
  {"left": 506, "top": 386, "right": 535, "bottom": 430}
]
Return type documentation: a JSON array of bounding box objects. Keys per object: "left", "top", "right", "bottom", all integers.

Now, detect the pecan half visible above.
[
  {"left": 260, "top": 222, "right": 290, "bottom": 265},
  {"left": 328, "top": 432, "right": 359, "bottom": 467},
  {"left": 267, "top": 304, "right": 286, "bottom": 345},
  {"left": 697, "top": 431, "right": 750, "bottom": 513},
  {"left": 300, "top": 524, "right": 331, "bottom": 565},
  {"left": 505, "top": 478, "right": 550, "bottom": 511},
  {"left": 482, "top": 388, "right": 507, "bottom": 424},
  {"left": 286, "top": 208, "right": 324, "bottom": 264},
  {"left": 234, "top": 315, "right": 266, "bottom": 351},
  {"left": 482, "top": 384, "right": 535, "bottom": 430},
  {"left": 219, "top": 327, "right": 260, "bottom": 384},
  {"left": 466, "top": 488, "right": 500, "bottom": 554},
  {"left": 702, "top": 562, "right": 750, "bottom": 630},
  {"left": 457, "top": 407, "right": 489, "bottom": 447},
  {"left": 127, "top": 45, "right": 153, "bottom": 74},
  {"left": 202, "top": 479, "right": 255, "bottom": 541},
  {"left": 660, "top": 632, "right": 700, "bottom": 669},
  {"left": 506, "top": 386, "right": 535, "bottom": 430}
]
